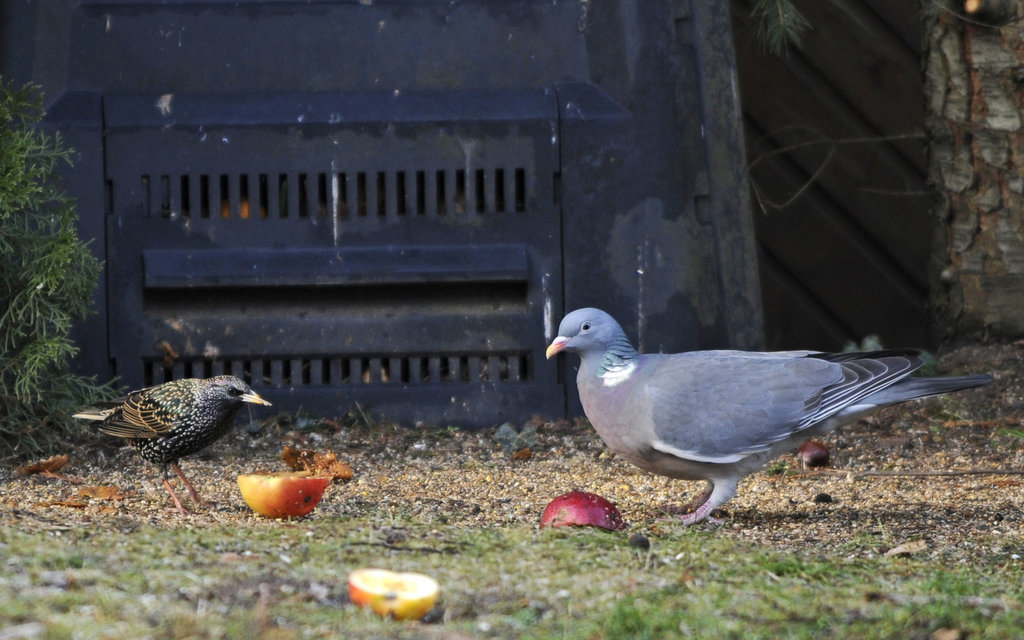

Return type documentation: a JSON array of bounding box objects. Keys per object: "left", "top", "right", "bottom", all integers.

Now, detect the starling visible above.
[{"left": 75, "top": 375, "right": 271, "bottom": 513}]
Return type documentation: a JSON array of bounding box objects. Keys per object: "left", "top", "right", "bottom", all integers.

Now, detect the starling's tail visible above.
[
  {"left": 72, "top": 408, "right": 113, "bottom": 421},
  {"left": 862, "top": 373, "right": 992, "bottom": 406}
]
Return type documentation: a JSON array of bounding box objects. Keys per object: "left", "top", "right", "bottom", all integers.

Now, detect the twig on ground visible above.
[{"left": 807, "top": 468, "right": 1024, "bottom": 478}]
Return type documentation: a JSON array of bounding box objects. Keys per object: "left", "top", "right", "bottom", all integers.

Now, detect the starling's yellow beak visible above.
[
  {"left": 545, "top": 336, "right": 569, "bottom": 359},
  {"left": 242, "top": 391, "right": 272, "bottom": 406}
]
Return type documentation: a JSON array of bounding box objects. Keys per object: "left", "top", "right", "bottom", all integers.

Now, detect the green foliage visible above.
[
  {"left": 0, "top": 78, "right": 114, "bottom": 458},
  {"left": 751, "top": 0, "right": 811, "bottom": 55}
]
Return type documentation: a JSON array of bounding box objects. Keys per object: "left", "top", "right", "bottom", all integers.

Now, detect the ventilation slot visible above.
[
  {"left": 138, "top": 167, "right": 532, "bottom": 222},
  {"left": 143, "top": 352, "right": 533, "bottom": 387}
]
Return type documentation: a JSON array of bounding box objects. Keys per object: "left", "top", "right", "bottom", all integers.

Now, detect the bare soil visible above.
[{"left": 3, "top": 342, "right": 1022, "bottom": 560}]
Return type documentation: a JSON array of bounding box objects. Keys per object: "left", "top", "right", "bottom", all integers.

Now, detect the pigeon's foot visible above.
[
  {"left": 663, "top": 483, "right": 714, "bottom": 516},
  {"left": 677, "top": 479, "right": 737, "bottom": 526},
  {"left": 679, "top": 500, "right": 717, "bottom": 526}
]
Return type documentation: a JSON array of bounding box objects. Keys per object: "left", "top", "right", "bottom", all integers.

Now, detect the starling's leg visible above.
[
  {"left": 157, "top": 464, "right": 189, "bottom": 514},
  {"left": 171, "top": 463, "right": 211, "bottom": 507},
  {"left": 157, "top": 466, "right": 190, "bottom": 516},
  {"left": 161, "top": 478, "right": 189, "bottom": 514}
]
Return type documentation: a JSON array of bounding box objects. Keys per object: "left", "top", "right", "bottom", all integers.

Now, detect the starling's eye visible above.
[
  {"left": 581, "top": 321, "right": 592, "bottom": 332},
  {"left": 227, "top": 387, "right": 243, "bottom": 397}
]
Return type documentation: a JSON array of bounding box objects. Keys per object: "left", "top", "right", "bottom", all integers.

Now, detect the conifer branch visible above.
[{"left": 750, "top": 0, "right": 810, "bottom": 55}]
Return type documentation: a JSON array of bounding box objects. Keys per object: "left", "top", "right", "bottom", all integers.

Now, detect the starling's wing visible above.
[{"left": 95, "top": 384, "right": 188, "bottom": 439}]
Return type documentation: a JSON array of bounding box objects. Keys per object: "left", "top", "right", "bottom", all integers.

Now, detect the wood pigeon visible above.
[{"left": 546, "top": 308, "right": 992, "bottom": 525}]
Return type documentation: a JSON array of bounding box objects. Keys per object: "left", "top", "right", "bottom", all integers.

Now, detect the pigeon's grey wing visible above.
[
  {"left": 645, "top": 351, "right": 924, "bottom": 464},
  {"left": 798, "top": 353, "right": 921, "bottom": 427},
  {"left": 644, "top": 353, "right": 846, "bottom": 464}
]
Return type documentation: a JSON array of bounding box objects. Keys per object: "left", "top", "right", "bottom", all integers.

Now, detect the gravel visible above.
[{"left": 2, "top": 342, "right": 1021, "bottom": 562}]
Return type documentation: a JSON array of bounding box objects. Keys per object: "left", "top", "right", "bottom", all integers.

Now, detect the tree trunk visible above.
[{"left": 924, "top": 0, "right": 1024, "bottom": 341}]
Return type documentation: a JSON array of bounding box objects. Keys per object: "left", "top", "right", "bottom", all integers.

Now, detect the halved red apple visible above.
[
  {"left": 540, "top": 490, "right": 626, "bottom": 530},
  {"left": 237, "top": 471, "right": 330, "bottom": 518},
  {"left": 348, "top": 568, "right": 439, "bottom": 620}
]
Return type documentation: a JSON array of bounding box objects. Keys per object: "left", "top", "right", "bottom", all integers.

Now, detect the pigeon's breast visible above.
[{"left": 578, "top": 374, "right": 652, "bottom": 459}]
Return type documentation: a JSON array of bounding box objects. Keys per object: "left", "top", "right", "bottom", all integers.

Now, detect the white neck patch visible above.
[{"left": 599, "top": 361, "right": 636, "bottom": 387}]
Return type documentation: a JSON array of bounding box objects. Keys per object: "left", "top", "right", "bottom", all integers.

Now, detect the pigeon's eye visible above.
[{"left": 581, "top": 321, "right": 592, "bottom": 332}]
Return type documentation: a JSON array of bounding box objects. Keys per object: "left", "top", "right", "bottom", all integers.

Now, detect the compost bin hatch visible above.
[
  {"left": 0, "top": 0, "right": 761, "bottom": 425},
  {"left": 102, "top": 87, "right": 567, "bottom": 425}
]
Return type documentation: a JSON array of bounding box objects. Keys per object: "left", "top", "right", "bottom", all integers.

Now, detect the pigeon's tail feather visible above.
[
  {"left": 810, "top": 348, "right": 922, "bottom": 363},
  {"left": 863, "top": 373, "right": 992, "bottom": 406}
]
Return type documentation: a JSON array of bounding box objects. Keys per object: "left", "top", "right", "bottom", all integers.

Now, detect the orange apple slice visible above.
[
  {"left": 348, "top": 568, "right": 439, "bottom": 620},
  {"left": 237, "top": 471, "right": 330, "bottom": 519}
]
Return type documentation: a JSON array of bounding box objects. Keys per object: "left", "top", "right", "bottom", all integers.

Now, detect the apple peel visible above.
[
  {"left": 798, "top": 439, "right": 830, "bottom": 469},
  {"left": 348, "top": 568, "right": 439, "bottom": 621},
  {"left": 540, "top": 490, "right": 626, "bottom": 531}
]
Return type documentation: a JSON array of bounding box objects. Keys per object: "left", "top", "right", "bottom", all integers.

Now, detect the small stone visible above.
[
  {"left": 39, "top": 571, "right": 71, "bottom": 589},
  {"left": 628, "top": 533, "right": 651, "bottom": 550},
  {"left": 0, "top": 622, "right": 45, "bottom": 640}
]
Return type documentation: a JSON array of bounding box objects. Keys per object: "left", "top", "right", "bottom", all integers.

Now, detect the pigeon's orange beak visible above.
[{"left": 545, "top": 337, "right": 569, "bottom": 359}]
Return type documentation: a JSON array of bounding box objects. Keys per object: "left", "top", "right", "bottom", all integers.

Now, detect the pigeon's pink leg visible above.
[
  {"left": 663, "top": 483, "right": 713, "bottom": 516},
  {"left": 679, "top": 480, "right": 737, "bottom": 526},
  {"left": 681, "top": 483, "right": 713, "bottom": 514}
]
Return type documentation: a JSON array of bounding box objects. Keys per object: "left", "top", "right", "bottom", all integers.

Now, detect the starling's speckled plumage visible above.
[{"left": 75, "top": 375, "right": 271, "bottom": 513}]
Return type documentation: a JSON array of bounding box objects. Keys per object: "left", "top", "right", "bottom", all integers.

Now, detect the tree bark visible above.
[{"left": 924, "top": 1, "right": 1024, "bottom": 341}]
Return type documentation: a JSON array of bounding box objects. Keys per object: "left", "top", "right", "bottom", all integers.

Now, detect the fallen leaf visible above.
[
  {"left": 885, "top": 539, "right": 928, "bottom": 557},
  {"left": 78, "top": 485, "right": 128, "bottom": 501},
  {"left": 35, "top": 499, "right": 87, "bottom": 509},
  {"left": 511, "top": 447, "right": 533, "bottom": 461},
  {"left": 16, "top": 454, "right": 70, "bottom": 476},
  {"left": 281, "top": 445, "right": 353, "bottom": 480}
]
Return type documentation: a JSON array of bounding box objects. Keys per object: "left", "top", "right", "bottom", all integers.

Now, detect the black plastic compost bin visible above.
[{"left": 1, "top": 0, "right": 762, "bottom": 425}]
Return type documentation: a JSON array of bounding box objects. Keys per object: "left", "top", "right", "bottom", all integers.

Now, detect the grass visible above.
[
  {"left": 1, "top": 516, "right": 1022, "bottom": 639},
  {"left": 2, "top": 358, "right": 1020, "bottom": 640}
]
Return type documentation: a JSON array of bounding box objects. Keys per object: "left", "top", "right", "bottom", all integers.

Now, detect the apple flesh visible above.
[
  {"left": 348, "top": 568, "right": 439, "bottom": 620},
  {"left": 237, "top": 471, "right": 330, "bottom": 519},
  {"left": 540, "top": 490, "right": 626, "bottom": 530}
]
